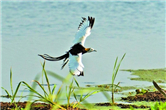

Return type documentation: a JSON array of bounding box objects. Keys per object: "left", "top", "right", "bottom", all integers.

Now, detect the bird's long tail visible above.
[
  {"left": 38, "top": 53, "right": 68, "bottom": 61},
  {"left": 38, "top": 53, "right": 69, "bottom": 69}
]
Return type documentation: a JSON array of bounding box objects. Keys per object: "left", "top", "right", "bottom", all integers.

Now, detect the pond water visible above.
[{"left": 1, "top": 1, "right": 165, "bottom": 103}]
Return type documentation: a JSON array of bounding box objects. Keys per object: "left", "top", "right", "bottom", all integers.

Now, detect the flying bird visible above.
[{"left": 39, "top": 16, "right": 96, "bottom": 76}]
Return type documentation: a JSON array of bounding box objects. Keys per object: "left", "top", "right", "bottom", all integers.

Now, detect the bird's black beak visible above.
[{"left": 94, "top": 50, "right": 97, "bottom": 52}]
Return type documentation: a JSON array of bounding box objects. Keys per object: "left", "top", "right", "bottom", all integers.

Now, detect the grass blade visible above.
[
  {"left": 101, "top": 90, "right": 112, "bottom": 102},
  {"left": 54, "top": 84, "right": 63, "bottom": 102},
  {"left": 74, "top": 77, "right": 80, "bottom": 87},
  {"left": 73, "top": 93, "right": 78, "bottom": 102},
  {"left": 1, "top": 87, "right": 11, "bottom": 98},
  {"left": 81, "top": 90, "right": 99, "bottom": 102},
  {"left": 67, "top": 78, "right": 74, "bottom": 106},
  {"left": 11, "top": 81, "right": 22, "bottom": 103},
  {"left": 46, "top": 70, "right": 65, "bottom": 82},
  {"left": 21, "top": 81, "right": 54, "bottom": 104},
  {"left": 114, "top": 82, "right": 121, "bottom": 90},
  {"left": 114, "top": 53, "right": 126, "bottom": 79},
  {"left": 28, "top": 73, "right": 41, "bottom": 101},
  {"left": 32, "top": 80, "right": 48, "bottom": 97},
  {"left": 62, "top": 73, "right": 73, "bottom": 84},
  {"left": 21, "top": 81, "right": 45, "bottom": 99},
  {"left": 51, "top": 84, "right": 57, "bottom": 94},
  {"left": 112, "top": 57, "right": 118, "bottom": 84},
  {"left": 111, "top": 53, "right": 126, "bottom": 104},
  {"left": 42, "top": 61, "right": 51, "bottom": 94},
  {"left": 10, "top": 68, "right": 14, "bottom": 96}
]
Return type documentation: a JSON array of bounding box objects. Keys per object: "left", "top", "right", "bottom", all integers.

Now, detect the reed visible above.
[
  {"left": 111, "top": 53, "right": 126, "bottom": 104},
  {"left": 100, "top": 53, "right": 126, "bottom": 105}
]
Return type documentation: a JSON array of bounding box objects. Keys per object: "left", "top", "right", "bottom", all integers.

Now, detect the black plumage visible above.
[
  {"left": 38, "top": 43, "right": 89, "bottom": 69},
  {"left": 38, "top": 16, "right": 96, "bottom": 76}
]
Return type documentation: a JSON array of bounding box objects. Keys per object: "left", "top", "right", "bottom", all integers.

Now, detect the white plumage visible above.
[
  {"left": 39, "top": 16, "right": 95, "bottom": 76},
  {"left": 69, "top": 53, "right": 84, "bottom": 76},
  {"left": 73, "top": 17, "right": 93, "bottom": 46},
  {"left": 69, "top": 16, "right": 95, "bottom": 76}
]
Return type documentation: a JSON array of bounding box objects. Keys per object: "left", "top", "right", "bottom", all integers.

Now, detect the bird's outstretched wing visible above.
[
  {"left": 73, "top": 16, "right": 95, "bottom": 46},
  {"left": 68, "top": 53, "right": 84, "bottom": 76}
]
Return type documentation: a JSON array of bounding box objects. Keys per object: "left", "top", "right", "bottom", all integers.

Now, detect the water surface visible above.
[{"left": 1, "top": 1, "right": 165, "bottom": 102}]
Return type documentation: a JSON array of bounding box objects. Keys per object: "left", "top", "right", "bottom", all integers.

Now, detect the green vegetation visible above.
[
  {"left": 1, "top": 68, "right": 23, "bottom": 109},
  {"left": 1, "top": 54, "right": 166, "bottom": 110},
  {"left": 111, "top": 53, "right": 126, "bottom": 104},
  {"left": 150, "top": 101, "right": 166, "bottom": 110},
  {"left": 122, "top": 68, "right": 166, "bottom": 83},
  {"left": 1, "top": 61, "right": 101, "bottom": 110},
  {"left": 99, "top": 53, "right": 126, "bottom": 105}
]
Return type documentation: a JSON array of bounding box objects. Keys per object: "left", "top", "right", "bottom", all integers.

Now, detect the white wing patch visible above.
[
  {"left": 68, "top": 53, "right": 84, "bottom": 76},
  {"left": 73, "top": 18, "right": 92, "bottom": 46}
]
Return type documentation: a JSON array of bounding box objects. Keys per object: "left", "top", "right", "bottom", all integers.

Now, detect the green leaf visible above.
[
  {"left": 55, "top": 84, "right": 63, "bottom": 102},
  {"left": 46, "top": 70, "right": 65, "bottom": 82},
  {"left": 11, "top": 81, "right": 22, "bottom": 103},
  {"left": 74, "top": 77, "right": 80, "bottom": 87},
  {"left": 113, "top": 54, "right": 126, "bottom": 83},
  {"left": 80, "top": 94, "right": 83, "bottom": 102},
  {"left": 22, "top": 81, "right": 55, "bottom": 105},
  {"left": 10, "top": 68, "right": 14, "bottom": 96},
  {"left": 27, "top": 73, "right": 40, "bottom": 101},
  {"left": 1, "top": 87, "right": 11, "bottom": 98},
  {"left": 114, "top": 82, "right": 121, "bottom": 90},
  {"left": 51, "top": 84, "right": 57, "bottom": 94},
  {"left": 101, "top": 90, "right": 112, "bottom": 102},
  {"left": 73, "top": 93, "right": 78, "bottom": 101},
  {"left": 21, "top": 81, "right": 45, "bottom": 99},
  {"left": 81, "top": 91, "right": 99, "bottom": 102},
  {"left": 111, "top": 53, "right": 126, "bottom": 104},
  {"left": 32, "top": 80, "right": 48, "bottom": 97},
  {"left": 42, "top": 61, "right": 51, "bottom": 94},
  {"left": 112, "top": 57, "right": 118, "bottom": 84}
]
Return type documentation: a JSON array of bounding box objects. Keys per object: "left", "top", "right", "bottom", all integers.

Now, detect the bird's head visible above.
[{"left": 86, "top": 48, "right": 97, "bottom": 53}]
